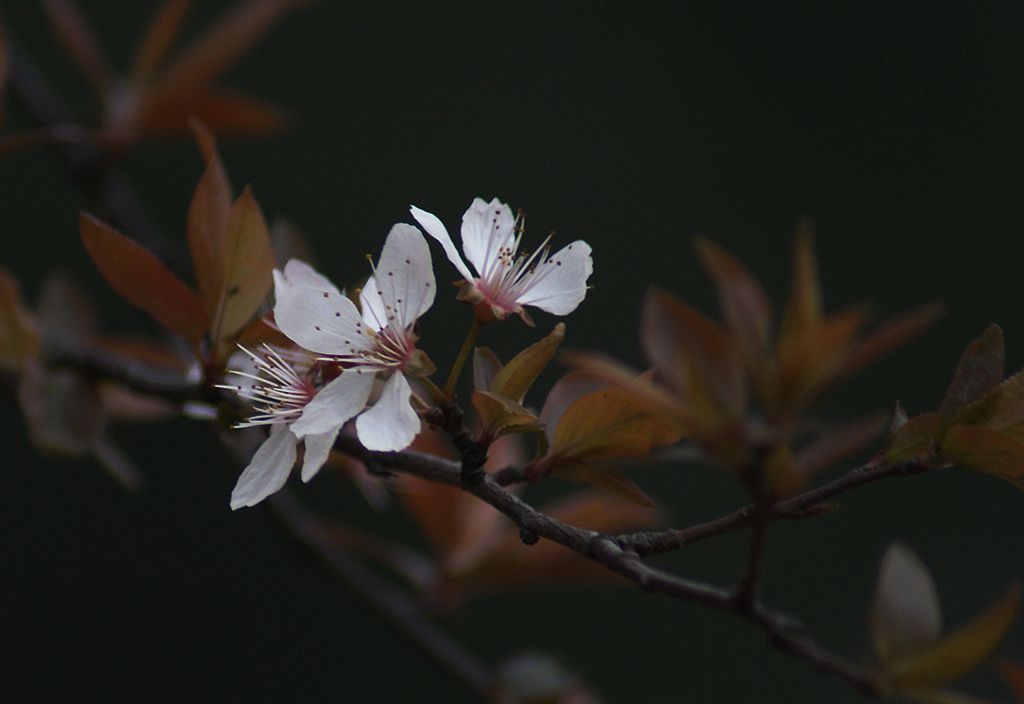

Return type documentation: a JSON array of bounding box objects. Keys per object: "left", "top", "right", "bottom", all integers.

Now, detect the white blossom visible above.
[
  {"left": 410, "top": 197, "right": 592, "bottom": 323},
  {"left": 220, "top": 344, "right": 340, "bottom": 510},
  {"left": 273, "top": 224, "right": 435, "bottom": 453}
]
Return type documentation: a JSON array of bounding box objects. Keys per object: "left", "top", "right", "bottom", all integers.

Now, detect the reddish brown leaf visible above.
[
  {"left": 694, "top": 237, "right": 774, "bottom": 374},
  {"left": 642, "top": 287, "right": 746, "bottom": 428},
  {"left": 212, "top": 187, "right": 275, "bottom": 341},
  {"left": 233, "top": 316, "right": 292, "bottom": 349},
  {"left": 80, "top": 212, "right": 207, "bottom": 347},
  {"left": 999, "top": 660, "right": 1024, "bottom": 703},
  {"left": 131, "top": 0, "right": 192, "bottom": 84},
  {"left": 549, "top": 386, "right": 682, "bottom": 466},
  {"left": 155, "top": 0, "right": 304, "bottom": 95},
  {"left": 539, "top": 371, "right": 607, "bottom": 446},
  {"left": 941, "top": 424, "right": 1024, "bottom": 480},
  {"left": 42, "top": 0, "right": 111, "bottom": 95},
  {"left": 564, "top": 350, "right": 690, "bottom": 426},
  {"left": 940, "top": 325, "right": 1005, "bottom": 421},
  {"left": 136, "top": 90, "right": 288, "bottom": 138},
  {"left": 779, "top": 221, "right": 823, "bottom": 347},
  {"left": 186, "top": 120, "right": 233, "bottom": 318},
  {"left": 840, "top": 303, "right": 944, "bottom": 379}
]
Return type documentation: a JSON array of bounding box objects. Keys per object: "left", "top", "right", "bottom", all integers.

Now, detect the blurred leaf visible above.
[
  {"left": 886, "top": 583, "right": 1019, "bottom": 688},
  {"left": 548, "top": 386, "right": 681, "bottom": 466},
  {"left": 472, "top": 346, "right": 502, "bottom": 393},
  {"left": 778, "top": 221, "right": 823, "bottom": 347},
  {"left": 886, "top": 412, "right": 942, "bottom": 461},
  {"left": 212, "top": 186, "right": 275, "bottom": 341},
  {"left": 794, "top": 414, "right": 887, "bottom": 477},
  {"left": 840, "top": 303, "right": 944, "bottom": 378},
  {"left": 79, "top": 212, "right": 208, "bottom": 348},
  {"left": 447, "top": 489, "right": 659, "bottom": 591},
  {"left": 774, "top": 308, "right": 864, "bottom": 413},
  {"left": 998, "top": 660, "right": 1024, "bottom": 703},
  {"left": 900, "top": 688, "right": 1006, "bottom": 704},
  {"left": 130, "top": 0, "right": 192, "bottom": 84},
  {"left": 36, "top": 274, "right": 96, "bottom": 349},
  {"left": 18, "top": 367, "right": 107, "bottom": 456},
  {"left": 694, "top": 237, "right": 773, "bottom": 374},
  {"left": 0, "top": 268, "right": 40, "bottom": 372},
  {"left": 491, "top": 323, "right": 565, "bottom": 404},
  {"left": 472, "top": 390, "right": 542, "bottom": 438},
  {"left": 92, "top": 435, "right": 146, "bottom": 492},
  {"left": 41, "top": 0, "right": 111, "bottom": 95},
  {"left": 871, "top": 543, "right": 943, "bottom": 663},
  {"left": 269, "top": 217, "right": 314, "bottom": 268},
  {"left": 538, "top": 371, "right": 607, "bottom": 445},
  {"left": 941, "top": 424, "right": 1024, "bottom": 482},
  {"left": 939, "top": 324, "right": 1005, "bottom": 422},
  {"left": 155, "top": 0, "right": 304, "bottom": 95},
  {"left": 563, "top": 468, "right": 656, "bottom": 508},
  {"left": 187, "top": 120, "right": 233, "bottom": 319},
  {"left": 564, "top": 350, "right": 690, "bottom": 426},
  {"left": 233, "top": 315, "right": 292, "bottom": 349},
  {"left": 642, "top": 287, "right": 746, "bottom": 428},
  {"left": 137, "top": 90, "right": 287, "bottom": 138}
]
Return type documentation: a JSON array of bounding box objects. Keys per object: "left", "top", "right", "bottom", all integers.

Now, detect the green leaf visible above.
[
  {"left": 80, "top": 212, "right": 208, "bottom": 348},
  {"left": 956, "top": 370, "right": 1024, "bottom": 440},
  {"left": 472, "top": 346, "right": 502, "bottom": 393},
  {"left": 941, "top": 424, "right": 1024, "bottom": 481},
  {"left": 491, "top": 323, "right": 565, "bottom": 404},
  {"left": 886, "top": 583, "right": 1019, "bottom": 688},
  {"left": 211, "top": 186, "right": 275, "bottom": 342},
  {"left": 885, "top": 412, "right": 941, "bottom": 462},
  {"left": 939, "top": 325, "right": 1005, "bottom": 422},
  {"left": 471, "top": 390, "right": 542, "bottom": 438}
]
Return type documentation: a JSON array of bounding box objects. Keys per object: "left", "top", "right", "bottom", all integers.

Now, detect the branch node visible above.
[{"left": 518, "top": 525, "right": 539, "bottom": 545}]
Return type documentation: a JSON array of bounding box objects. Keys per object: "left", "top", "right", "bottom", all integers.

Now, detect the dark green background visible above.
[{"left": 2, "top": 2, "right": 1022, "bottom": 701}]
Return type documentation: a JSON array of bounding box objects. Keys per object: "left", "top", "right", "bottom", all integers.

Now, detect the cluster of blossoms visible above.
[{"left": 226, "top": 198, "right": 593, "bottom": 509}]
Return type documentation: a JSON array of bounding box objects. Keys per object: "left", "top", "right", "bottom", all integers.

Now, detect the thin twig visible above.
[{"left": 616, "top": 458, "right": 927, "bottom": 557}]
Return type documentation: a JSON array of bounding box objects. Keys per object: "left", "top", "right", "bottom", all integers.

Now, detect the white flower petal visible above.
[
  {"left": 275, "top": 259, "right": 342, "bottom": 299},
  {"left": 301, "top": 427, "right": 340, "bottom": 482},
  {"left": 359, "top": 275, "right": 387, "bottom": 332},
  {"left": 410, "top": 205, "right": 475, "bottom": 282},
  {"left": 461, "top": 198, "right": 516, "bottom": 278},
  {"left": 516, "top": 240, "right": 593, "bottom": 315},
  {"left": 290, "top": 371, "right": 375, "bottom": 437},
  {"left": 230, "top": 425, "right": 298, "bottom": 509},
  {"left": 871, "top": 542, "right": 943, "bottom": 661},
  {"left": 372, "top": 223, "right": 436, "bottom": 328},
  {"left": 355, "top": 372, "right": 420, "bottom": 451},
  {"left": 274, "top": 280, "right": 368, "bottom": 356}
]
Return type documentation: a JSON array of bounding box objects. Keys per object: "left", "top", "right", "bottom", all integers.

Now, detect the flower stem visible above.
[{"left": 443, "top": 317, "right": 483, "bottom": 398}]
